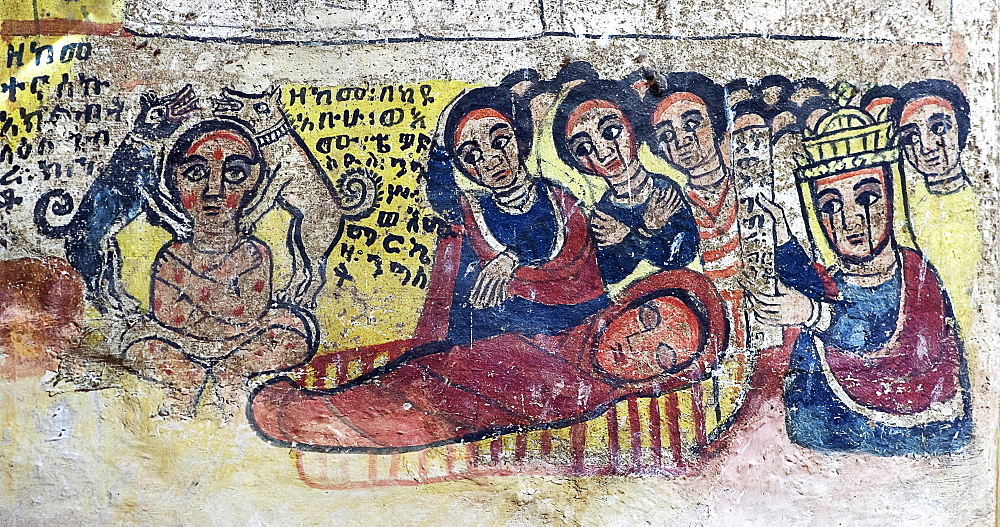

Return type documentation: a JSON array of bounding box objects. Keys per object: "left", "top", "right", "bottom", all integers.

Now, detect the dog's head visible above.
[
  {"left": 134, "top": 84, "right": 199, "bottom": 140},
  {"left": 213, "top": 86, "right": 284, "bottom": 134}
]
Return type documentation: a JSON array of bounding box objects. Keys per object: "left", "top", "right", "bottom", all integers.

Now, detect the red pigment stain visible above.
[
  {"left": 172, "top": 270, "right": 184, "bottom": 284},
  {"left": 180, "top": 192, "right": 197, "bottom": 210},
  {"left": 226, "top": 193, "right": 240, "bottom": 209},
  {"left": 153, "top": 298, "right": 162, "bottom": 313},
  {"left": 213, "top": 148, "right": 224, "bottom": 161},
  {"left": 233, "top": 305, "right": 245, "bottom": 317},
  {"left": 172, "top": 314, "right": 186, "bottom": 325},
  {"left": 253, "top": 280, "right": 266, "bottom": 293},
  {"left": 199, "top": 288, "right": 211, "bottom": 302}
]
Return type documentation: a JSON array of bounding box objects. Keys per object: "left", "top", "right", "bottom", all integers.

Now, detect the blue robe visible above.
[
  {"left": 776, "top": 240, "right": 971, "bottom": 456},
  {"left": 593, "top": 175, "right": 699, "bottom": 284}
]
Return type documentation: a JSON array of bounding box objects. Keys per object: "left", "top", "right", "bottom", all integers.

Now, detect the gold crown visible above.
[{"left": 795, "top": 108, "right": 898, "bottom": 181}]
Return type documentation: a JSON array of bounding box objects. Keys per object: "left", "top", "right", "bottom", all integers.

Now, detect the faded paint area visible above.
[{"left": 1, "top": 0, "right": 999, "bottom": 523}]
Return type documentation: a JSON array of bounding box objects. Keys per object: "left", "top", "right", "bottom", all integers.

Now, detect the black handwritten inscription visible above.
[{"left": 290, "top": 84, "right": 450, "bottom": 292}]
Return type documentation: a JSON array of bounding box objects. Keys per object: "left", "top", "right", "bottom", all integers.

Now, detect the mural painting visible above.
[{"left": 0, "top": 44, "right": 982, "bottom": 493}]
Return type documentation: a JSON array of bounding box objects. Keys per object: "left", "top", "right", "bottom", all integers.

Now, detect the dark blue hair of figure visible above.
[
  {"left": 551, "top": 79, "right": 648, "bottom": 173},
  {"left": 554, "top": 61, "right": 600, "bottom": 86},
  {"left": 859, "top": 84, "right": 899, "bottom": 114},
  {"left": 166, "top": 118, "right": 262, "bottom": 169},
  {"left": 442, "top": 86, "right": 534, "bottom": 174},
  {"left": 791, "top": 77, "right": 831, "bottom": 101},
  {"left": 622, "top": 67, "right": 667, "bottom": 97},
  {"left": 724, "top": 77, "right": 758, "bottom": 108},
  {"left": 731, "top": 98, "right": 770, "bottom": 123},
  {"left": 759, "top": 75, "right": 793, "bottom": 105},
  {"left": 649, "top": 72, "right": 728, "bottom": 142},
  {"left": 794, "top": 96, "right": 838, "bottom": 133},
  {"left": 498, "top": 68, "right": 541, "bottom": 91},
  {"left": 890, "top": 79, "right": 970, "bottom": 148}
]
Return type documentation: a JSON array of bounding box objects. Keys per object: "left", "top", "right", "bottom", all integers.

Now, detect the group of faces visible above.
[
  {"left": 445, "top": 75, "right": 970, "bottom": 266},
  {"left": 161, "top": 74, "right": 968, "bottom": 266},
  {"left": 447, "top": 80, "right": 726, "bottom": 193}
]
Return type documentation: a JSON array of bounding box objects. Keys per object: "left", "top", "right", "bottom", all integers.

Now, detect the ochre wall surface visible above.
[{"left": 1, "top": 0, "right": 999, "bottom": 523}]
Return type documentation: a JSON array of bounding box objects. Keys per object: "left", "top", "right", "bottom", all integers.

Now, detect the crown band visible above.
[{"left": 795, "top": 148, "right": 898, "bottom": 182}]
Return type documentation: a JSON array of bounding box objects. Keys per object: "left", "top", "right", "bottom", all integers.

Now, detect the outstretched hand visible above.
[
  {"left": 642, "top": 185, "right": 684, "bottom": 232},
  {"left": 591, "top": 209, "right": 631, "bottom": 247},
  {"left": 469, "top": 251, "right": 517, "bottom": 309},
  {"left": 750, "top": 280, "right": 814, "bottom": 326}
]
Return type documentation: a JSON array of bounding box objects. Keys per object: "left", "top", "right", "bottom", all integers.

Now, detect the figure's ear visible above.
[{"left": 268, "top": 85, "right": 282, "bottom": 103}]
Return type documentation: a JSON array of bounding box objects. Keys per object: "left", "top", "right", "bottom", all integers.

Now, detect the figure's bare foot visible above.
[
  {"left": 122, "top": 337, "right": 207, "bottom": 417},
  {"left": 213, "top": 371, "right": 249, "bottom": 422}
]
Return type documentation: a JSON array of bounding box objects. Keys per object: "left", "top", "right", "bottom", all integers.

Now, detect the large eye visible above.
[
  {"left": 573, "top": 141, "right": 595, "bottom": 157},
  {"left": 659, "top": 129, "right": 676, "bottom": 144},
  {"left": 683, "top": 115, "right": 703, "bottom": 133},
  {"left": 491, "top": 135, "right": 511, "bottom": 150},
  {"left": 223, "top": 165, "right": 248, "bottom": 184},
  {"left": 900, "top": 130, "right": 920, "bottom": 146},
  {"left": 819, "top": 198, "right": 842, "bottom": 216},
  {"left": 182, "top": 164, "right": 208, "bottom": 182},
  {"left": 462, "top": 148, "right": 484, "bottom": 165},
  {"left": 602, "top": 124, "right": 623, "bottom": 141},
  {"left": 253, "top": 102, "right": 269, "bottom": 115},
  {"left": 145, "top": 106, "right": 166, "bottom": 124},
  {"left": 929, "top": 119, "right": 952, "bottom": 137},
  {"left": 856, "top": 190, "right": 882, "bottom": 207}
]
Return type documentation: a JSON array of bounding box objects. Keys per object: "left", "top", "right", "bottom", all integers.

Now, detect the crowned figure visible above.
[{"left": 753, "top": 106, "right": 971, "bottom": 456}]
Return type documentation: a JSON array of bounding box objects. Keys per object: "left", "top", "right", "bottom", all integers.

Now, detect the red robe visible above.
[{"left": 249, "top": 186, "right": 729, "bottom": 453}]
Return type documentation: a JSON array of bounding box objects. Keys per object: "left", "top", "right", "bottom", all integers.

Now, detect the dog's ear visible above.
[
  {"left": 139, "top": 91, "right": 158, "bottom": 108},
  {"left": 268, "top": 85, "right": 282, "bottom": 103}
]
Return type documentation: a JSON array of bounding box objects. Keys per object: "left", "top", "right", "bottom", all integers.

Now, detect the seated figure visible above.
[
  {"left": 120, "top": 120, "right": 315, "bottom": 417},
  {"left": 424, "top": 86, "right": 611, "bottom": 344},
  {"left": 755, "top": 107, "right": 971, "bottom": 455}
]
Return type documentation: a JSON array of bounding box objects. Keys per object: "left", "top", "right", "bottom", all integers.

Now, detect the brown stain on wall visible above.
[{"left": 0, "top": 257, "right": 83, "bottom": 379}]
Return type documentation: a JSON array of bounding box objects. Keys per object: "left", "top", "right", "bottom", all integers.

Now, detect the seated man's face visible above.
[
  {"left": 173, "top": 130, "right": 262, "bottom": 230},
  {"left": 564, "top": 100, "right": 636, "bottom": 182},
  {"left": 898, "top": 96, "right": 961, "bottom": 178},
  {"left": 651, "top": 94, "right": 718, "bottom": 174},
  {"left": 811, "top": 167, "right": 892, "bottom": 264},
  {"left": 453, "top": 109, "right": 527, "bottom": 191}
]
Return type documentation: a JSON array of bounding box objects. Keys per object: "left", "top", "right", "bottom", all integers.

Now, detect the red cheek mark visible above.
[
  {"left": 232, "top": 305, "right": 245, "bottom": 317},
  {"left": 226, "top": 192, "right": 240, "bottom": 209},
  {"left": 253, "top": 280, "right": 266, "bottom": 293},
  {"left": 199, "top": 288, "right": 211, "bottom": 302},
  {"left": 180, "top": 192, "right": 197, "bottom": 210},
  {"left": 172, "top": 270, "right": 184, "bottom": 284}
]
